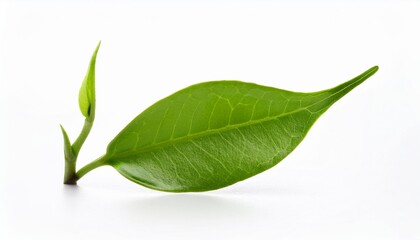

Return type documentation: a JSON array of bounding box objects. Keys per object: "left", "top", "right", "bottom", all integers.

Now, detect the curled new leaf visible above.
[
  {"left": 92, "top": 66, "right": 378, "bottom": 192},
  {"left": 78, "top": 42, "right": 100, "bottom": 119},
  {"left": 62, "top": 42, "right": 100, "bottom": 185}
]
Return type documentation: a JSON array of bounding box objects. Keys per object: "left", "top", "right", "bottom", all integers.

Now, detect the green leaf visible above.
[
  {"left": 60, "top": 124, "right": 77, "bottom": 184},
  {"left": 78, "top": 41, "right": 101, "bottom": 119},
  {"left": 60, "top": 124, "right": 73, "bottom": 160},
  {"left": 100, "top": 66, "right": 378, "bottom": 192}
]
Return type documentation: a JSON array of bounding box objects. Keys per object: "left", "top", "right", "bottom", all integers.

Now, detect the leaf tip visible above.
[
  {"left": 93, "top": 41, "right": 101, "bottom": 57},
  {"left": 370, "top": 65, "right": 379, "bottom": 74},
  {"left": 60, "top": 124, "right": 69, "bottom": 139}
]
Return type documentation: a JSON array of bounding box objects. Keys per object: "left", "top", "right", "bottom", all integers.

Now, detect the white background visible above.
[{"left": 1, "top": 0, "right": 419, "bottom": 239}]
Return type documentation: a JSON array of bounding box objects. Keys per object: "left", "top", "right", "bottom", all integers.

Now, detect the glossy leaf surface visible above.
[{"left": 102, "top": 66, "right": 378, "bottom": 192}]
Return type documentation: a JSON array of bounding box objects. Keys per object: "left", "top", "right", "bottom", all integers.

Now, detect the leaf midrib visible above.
[{"left": 108, "top": 104, "right": 317, "bottom": 160}]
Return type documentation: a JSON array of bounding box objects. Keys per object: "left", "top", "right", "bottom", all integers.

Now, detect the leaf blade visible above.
[
  {"left": 105, "top": 66, "right": 378, "bottom": 192},
  {"left": 78, "top": 41, "right": 101, "bottom": 119}
]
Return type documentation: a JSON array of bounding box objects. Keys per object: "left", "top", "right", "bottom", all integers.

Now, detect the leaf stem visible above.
[
  {"left": 75, "top": 155, "right": 108, "bottom": 181},
  {"left": 72, "top": 118, "right": 94, "bottom": 157},
  {"left": 62, "top": 118, "right": 94, "bottom": 184},
  {"left": 64, "top": 157, "right": 77, "bottom": 184}
]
